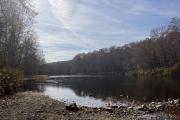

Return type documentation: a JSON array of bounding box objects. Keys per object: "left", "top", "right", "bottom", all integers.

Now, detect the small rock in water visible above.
[
  {"left": 89, "top": 93, "right": 93, "bottom": 96},
  {"left": 143, "top": 97, "right": 147, "bottom": 102},
  {"left": 66, "top": 103, "right": 79, "bottom": 112},
  {"left": 119, "top": 94, "right": 124, "bottom": 97},
  {"left": 126, "top": 96, "right": 130, "bottom": 99},
  {"left": 0, "top": 87, "right": 5, "bottom": 96}
]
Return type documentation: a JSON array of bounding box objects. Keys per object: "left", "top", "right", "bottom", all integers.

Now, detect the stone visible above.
[
  {"left": 149, "top": 102, "right": 155, "bottom": 106},
  {"left": 135, "top": 104, "right": 148, "bottom": 111},
  {"left": 173, "top": 99, "right": 180, "bottom": 105},
  {"left": 119, "top": 94, "right": 124, "bottom": 97},
  {"left": 155, "top": 103, "right": 165, "bottom": 111},
  {"left": 0, "top": 87, "right": 5, "bottom": 96},
  {"left": 173, "top": 99, "right": 180, "bottom": 107},
  {"left": 148, "top": 102, "right": 156, "bottom": 112},
  {"left": 156, "top": 99, "right": 161, "bottom": 102},
  {"left": 143, "top": 97, "right": 147, "bottom": 102},
  {"left": 127, "top": 107, "right": 134, "bottom": 112},
  {"left": 148, "top": 102, "right": 166, "bottom": 112},
  {"left": 89, "top": 93, "right": 93, "bottom": 97},
  {"left": 105, "top": 108, "right": 113, "bottom": 113},
  {"left": 111, "top": 105, "right": 118, "bottom": 109},
  {"left": 168, "top": 98, "right": 173, "bottom": 104},
  {"left": 126, "top": 96, "right": 130, "bottom": 99},
  {"left": 66, "top": 103, "right": 79, "bottom": 112}
]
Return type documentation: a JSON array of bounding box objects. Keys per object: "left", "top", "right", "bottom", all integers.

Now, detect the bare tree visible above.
[
  {"left": 168, "top": 17, "right": 180, "bottom": 31},
  {"left": 0, "top": 0, "right": 44, "bottom": 75},
  {"left": 150, "top": 26, "right": 167, "bottom": 38}
]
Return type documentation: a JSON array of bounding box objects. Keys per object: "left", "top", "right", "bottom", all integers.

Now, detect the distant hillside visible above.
[{"left": 38, "top": 18, "right": 180, "bottom": 76}]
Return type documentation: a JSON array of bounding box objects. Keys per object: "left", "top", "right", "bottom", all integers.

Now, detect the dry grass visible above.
[
  {"left": 31, "top": 75, "right": 48, "bottom": 81},
  {"left": 0, "top": 68, "right": 24, "bottom": 95}
]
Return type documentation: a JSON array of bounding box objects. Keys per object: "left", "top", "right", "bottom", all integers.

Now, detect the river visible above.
[{"left": 24, "top": 75, "right": 180, "bottom": 107}]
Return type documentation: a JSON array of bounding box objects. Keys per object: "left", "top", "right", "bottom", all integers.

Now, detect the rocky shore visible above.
[{"left": 0, "top": 92, "right": 179, "bottom": 120}]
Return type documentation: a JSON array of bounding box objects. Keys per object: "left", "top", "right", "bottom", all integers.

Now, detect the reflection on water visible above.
[
  {"left": 24, "top": 75, "right": 180, "bottom": 107},
  {"left": 44, "top": 87, "right": 110, "bottom": 107}
]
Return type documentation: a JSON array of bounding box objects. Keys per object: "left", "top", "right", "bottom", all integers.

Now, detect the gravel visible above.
[{"left": 0, "top": 92, "right": 179, "bottom": 120}]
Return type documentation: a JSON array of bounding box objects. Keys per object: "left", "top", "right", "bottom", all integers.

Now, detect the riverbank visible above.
[
  {"left": 126, "top": 63, "right": 180, "bottom": 77},
  {"left": 0, "top": 92, "right": 179, "bottom": 120},
  {"left": 24, "top": 75, "right": 49, "bottom": 81}
]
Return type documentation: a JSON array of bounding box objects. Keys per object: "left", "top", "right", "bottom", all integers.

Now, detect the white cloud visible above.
[{"left": 34, "top": 0, "right": 180, "bottom": 62}]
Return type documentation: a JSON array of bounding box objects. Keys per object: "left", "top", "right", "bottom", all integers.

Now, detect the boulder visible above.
[{"left": 66, "top": 103, "right": 79, "bottom": 112}]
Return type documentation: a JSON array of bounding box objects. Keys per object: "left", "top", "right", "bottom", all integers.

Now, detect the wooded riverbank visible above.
[{"left": 126, "top": 64, "right": 180, "bottom": 77}]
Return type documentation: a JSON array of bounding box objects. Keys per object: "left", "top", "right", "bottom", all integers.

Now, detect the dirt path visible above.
[{"left": 0, "top": 92, "right": 178, "bottom": 120}]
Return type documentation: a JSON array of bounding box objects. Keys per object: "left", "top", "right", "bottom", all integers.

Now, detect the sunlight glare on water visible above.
[{"left": 44, "top": 86, "right": 108, "bottom": 108}]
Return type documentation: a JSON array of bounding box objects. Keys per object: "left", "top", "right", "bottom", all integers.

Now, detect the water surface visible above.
[{"left": 24, "top": 75, "right": 180, "bottom": 107}]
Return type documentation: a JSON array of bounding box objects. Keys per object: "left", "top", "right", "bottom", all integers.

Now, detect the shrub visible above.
[
  {"left": 172, "top": 63, "right": 180, "bottom": 77},
  {"left": 0, "top": 68, "right": 24, "bottom": 95}
]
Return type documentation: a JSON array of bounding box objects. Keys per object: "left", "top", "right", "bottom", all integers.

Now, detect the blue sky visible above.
[{"left": 34, "top": 0, "right": 180, "bottom": 62}]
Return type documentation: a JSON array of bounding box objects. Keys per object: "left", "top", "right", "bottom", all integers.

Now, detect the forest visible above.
[
  {"left": 0, "top": 0, "right": 44, "bottom": 75},
  {"left": 39, "top": 18, "right": 180, "bottom": 76}
]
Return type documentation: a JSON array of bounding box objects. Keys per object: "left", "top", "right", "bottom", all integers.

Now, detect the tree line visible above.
[
  {"left": 0, "top": 0, "right": 44, "bottom": 75},
  {"left": 39, "top": 18, "right": 180, "bottom": 75}
]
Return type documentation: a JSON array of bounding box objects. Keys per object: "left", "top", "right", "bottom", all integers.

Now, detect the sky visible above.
[{"left": 34, "top": 0, "right": 180, "bottom": 62}]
